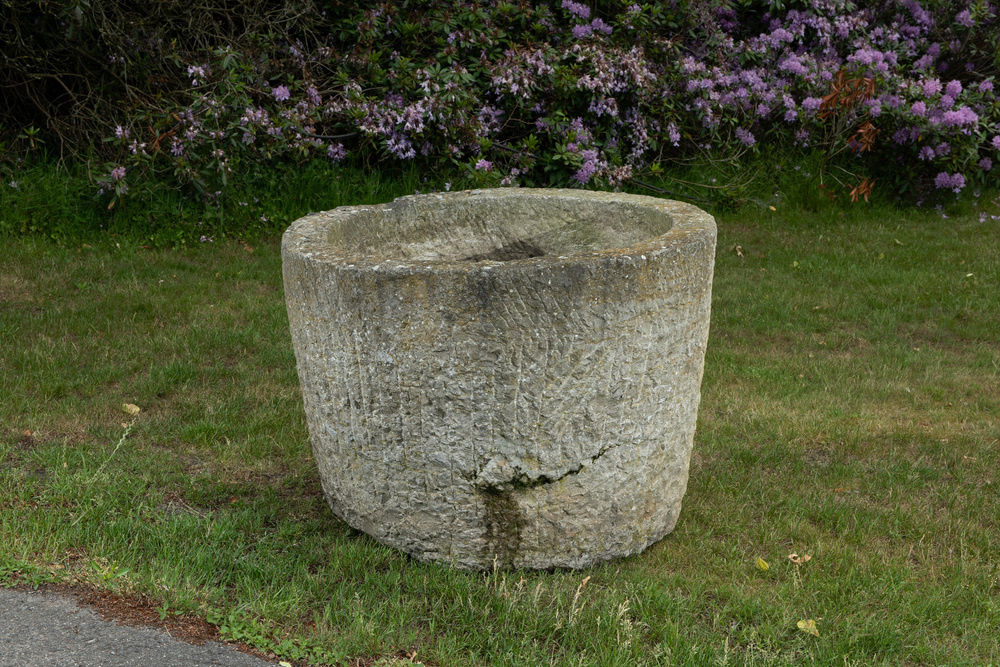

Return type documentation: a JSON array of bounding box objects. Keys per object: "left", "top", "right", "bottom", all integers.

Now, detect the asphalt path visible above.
[{"left": 0, "top": 586, "right": 277, "bottom": 667}]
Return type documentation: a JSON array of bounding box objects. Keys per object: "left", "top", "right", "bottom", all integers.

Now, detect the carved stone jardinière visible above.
[{"left": 282, "top": 188, "right": 716, "bottom": 569}]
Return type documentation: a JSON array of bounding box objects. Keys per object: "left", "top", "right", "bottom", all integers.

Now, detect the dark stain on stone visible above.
[
  {"left": 463, "top": 239, "right": 546, "bottom": 262},
  {"left": 479, "top": 487, "right": 525, "bottom": 567},
  {"left": 468, "top": 270, "right": 499, "bottom": 312}
]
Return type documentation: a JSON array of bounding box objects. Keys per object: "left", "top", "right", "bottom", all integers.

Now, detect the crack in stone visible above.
[
  {"left": 475, "top": 444, "right": 615, "bottom": 565},
  {"left": 475, "top": 444, "right": 614, "bottom": 492}
]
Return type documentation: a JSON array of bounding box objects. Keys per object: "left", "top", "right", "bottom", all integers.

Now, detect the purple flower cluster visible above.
[
  {"left": 735, "top": 127, "right": 756, "bottom": 146},
  {"left": 573, "top": 149, "right": 600, "bottom": 183},
  {"left": 272, "top": 85, "right": 291, "bottom": 102},
  {"left": 934, "top": 172, "right": 966, "bottom": 193},
  {"left": 187, "top": 65, "right": 207, "bottom": 86},
  {"left": 561, "top": 1, "right": 613, "bottom": 40},
  {"left": 99, "top": 0, "right": 1000, "bottom": 200},
  {"left": 561, "top": 1, "right": 589, "bottom": 20},
  {"left": 940, "top": 107, "right": 978, "bottom": 127},
  {"left": 327, "top": 143, "right": 346, "bottom": 161}
]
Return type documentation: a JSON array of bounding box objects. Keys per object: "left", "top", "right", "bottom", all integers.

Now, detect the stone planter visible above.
[{"left": 282, "top": 188, "right": 716, "bottom": 570}]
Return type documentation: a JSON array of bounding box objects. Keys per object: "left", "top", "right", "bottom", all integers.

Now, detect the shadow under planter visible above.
[{"left": 282, "top": 188, "right": 716, "bottom": 570}]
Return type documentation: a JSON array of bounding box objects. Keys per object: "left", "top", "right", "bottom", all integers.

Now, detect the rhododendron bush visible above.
[{"left": 3, "top": 0, "right": 998, "bottom": 203}]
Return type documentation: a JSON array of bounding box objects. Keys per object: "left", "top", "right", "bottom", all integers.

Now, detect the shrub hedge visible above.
[{"left": 1, "top": 0, "right": 997, "bottom": 206}]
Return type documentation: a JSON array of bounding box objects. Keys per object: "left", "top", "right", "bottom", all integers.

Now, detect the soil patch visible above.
[
  {"left": 12, "top": 580, "right": 424, "bottom": 667},
  {"left": 14, "top": 582, "right": 289, "bottom": 664}
]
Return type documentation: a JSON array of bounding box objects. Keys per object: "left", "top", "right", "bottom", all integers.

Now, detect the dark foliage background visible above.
[
  {"left": 1, "top": 0, "right": 332, "bottom": 152},
  {"left": 2, "top": 0, "right": 998, "bottom": 215}
]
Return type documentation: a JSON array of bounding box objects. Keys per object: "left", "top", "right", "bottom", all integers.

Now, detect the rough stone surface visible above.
[{"left": 282, "top": 188, "right": 716, "bottom": 570}]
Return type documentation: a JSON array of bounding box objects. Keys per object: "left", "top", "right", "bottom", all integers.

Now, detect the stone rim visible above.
[{"left": 282, "top": 188, "right": 715, "bottom": 274}]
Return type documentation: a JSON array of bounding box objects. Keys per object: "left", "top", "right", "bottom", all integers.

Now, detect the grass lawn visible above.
[{"left": 2, "top": 195, "right": 999, "bottom": 666}]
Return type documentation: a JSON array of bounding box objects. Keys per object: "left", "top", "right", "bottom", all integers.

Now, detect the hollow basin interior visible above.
[{"left": 326, "top": 192, "right": 674, "bottom": 262}]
